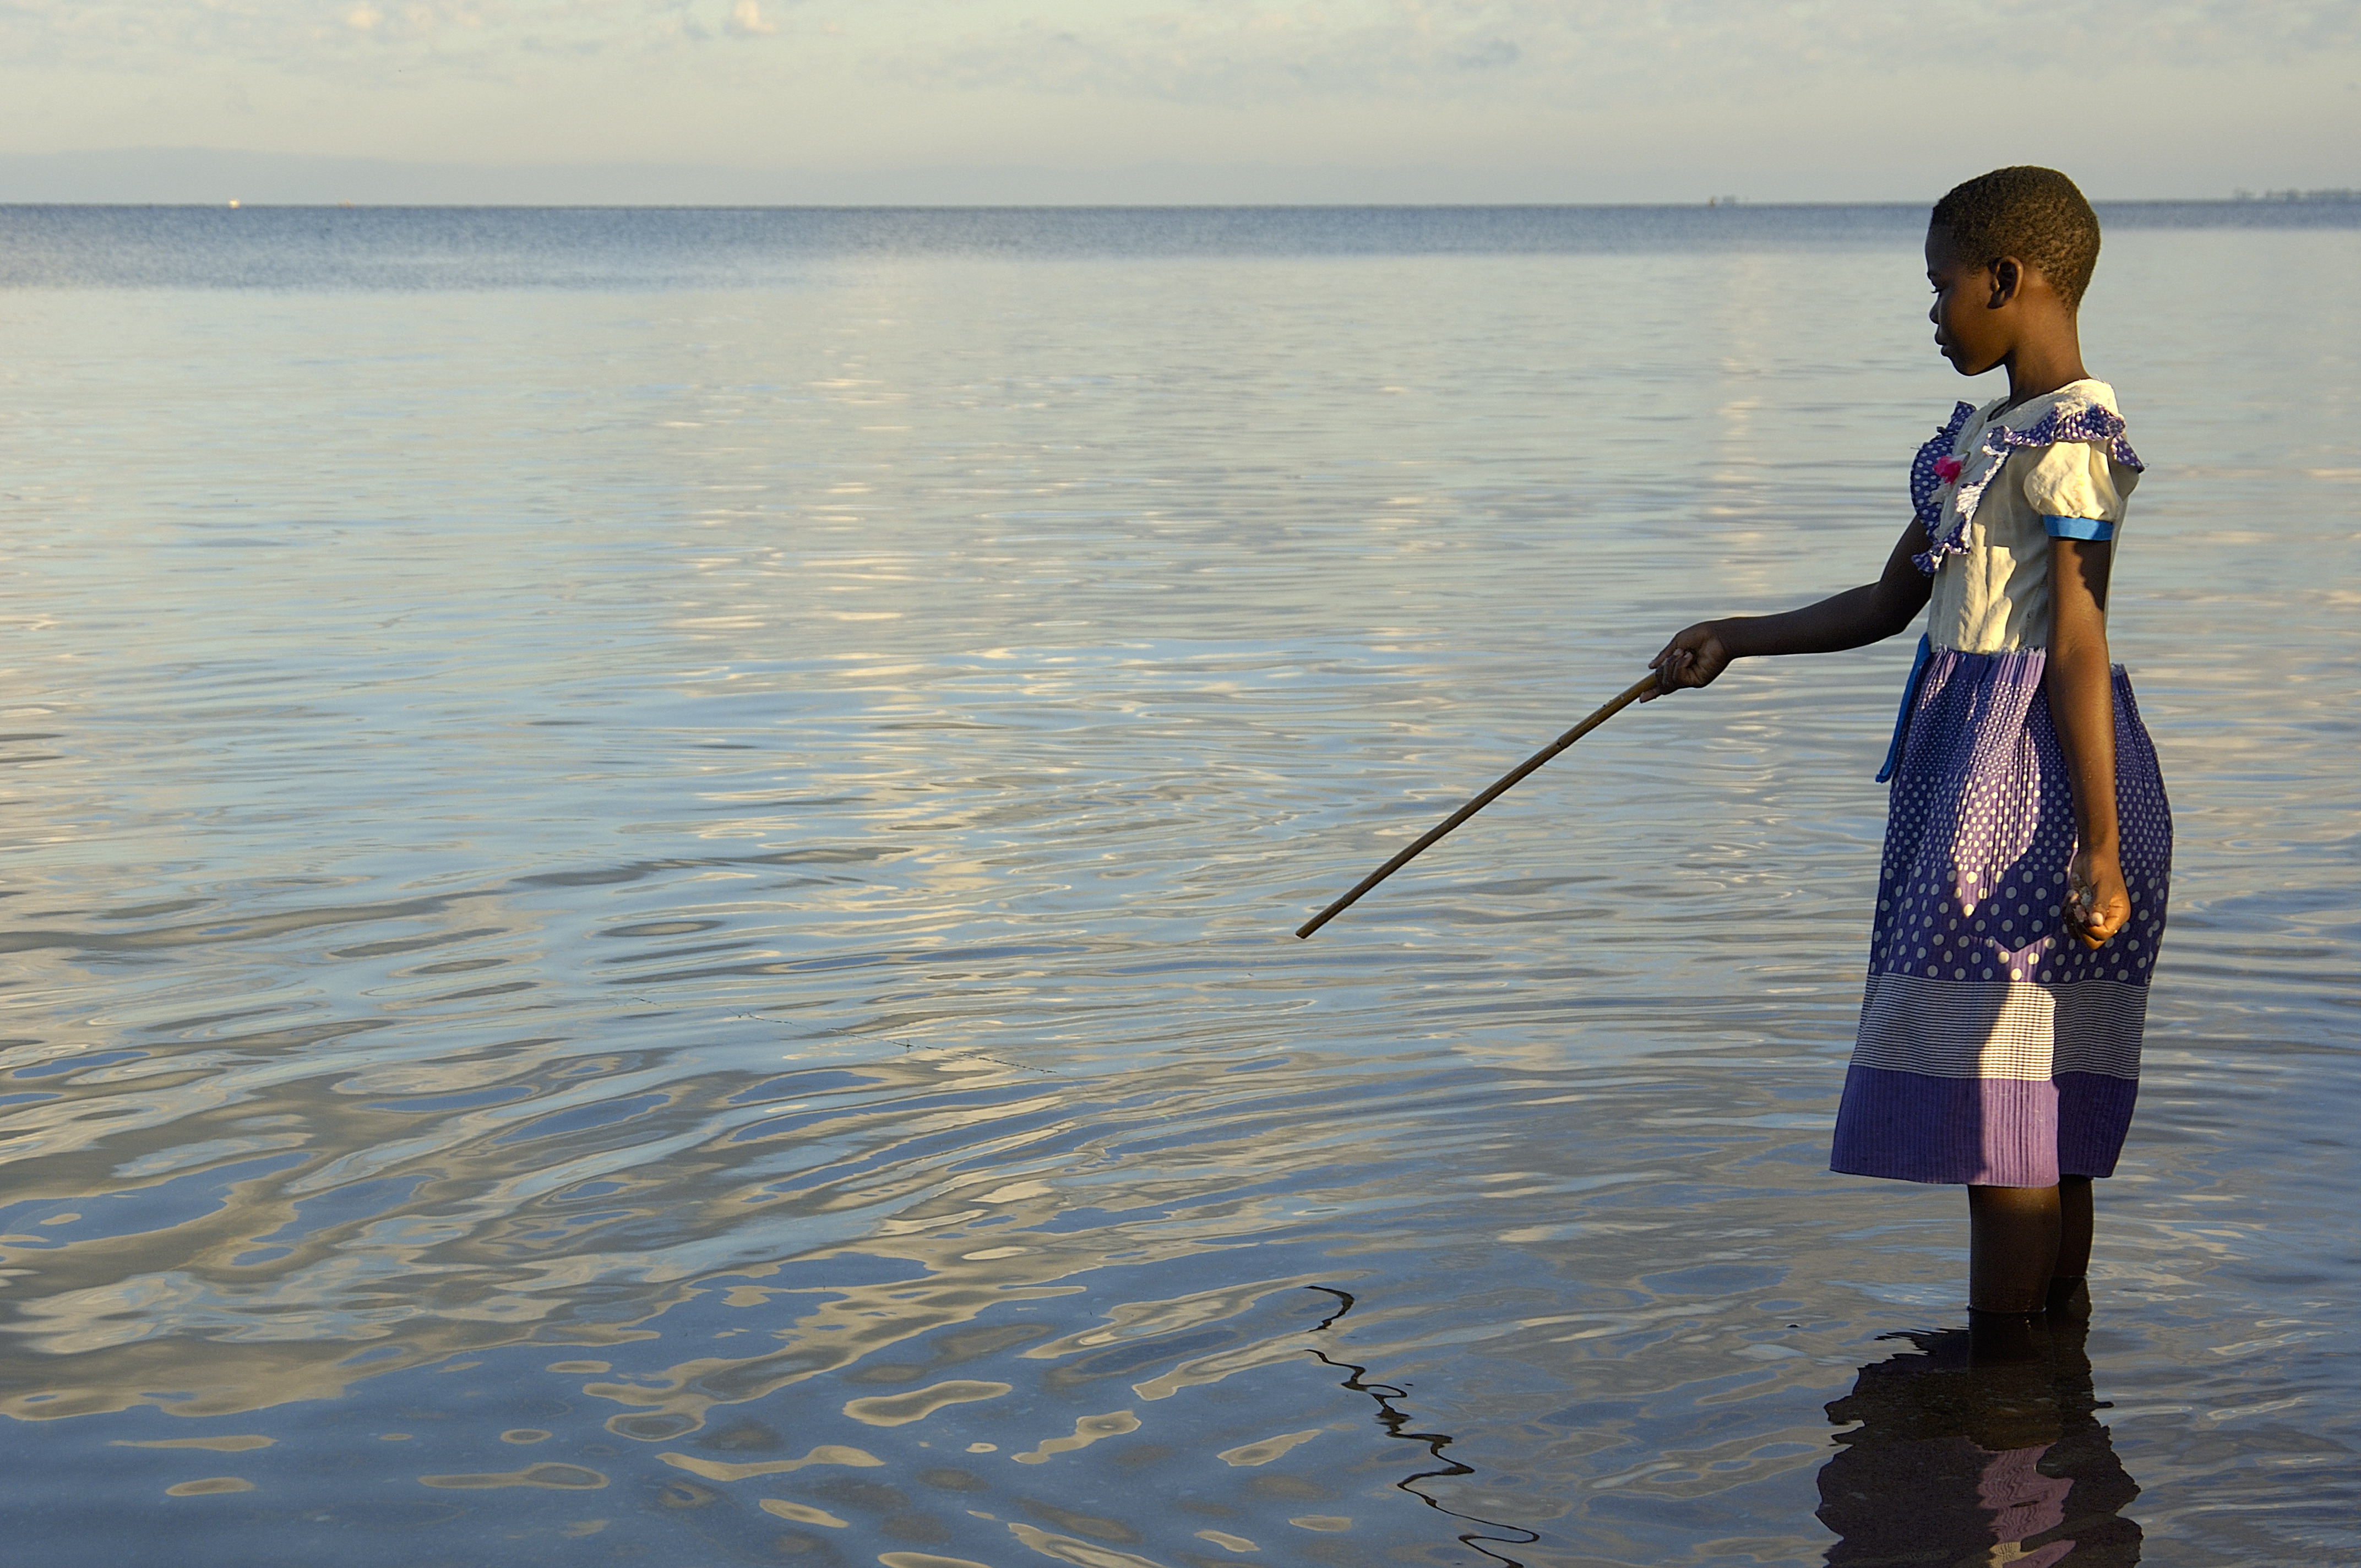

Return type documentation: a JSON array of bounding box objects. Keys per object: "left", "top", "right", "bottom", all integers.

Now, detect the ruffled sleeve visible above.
[
  {"left": 1922, "top": 394, "right": 2144, "bottom": 569},
  {"left": 1911, "top": 404, "right": 1974, "bottom": 526},
  {"left": 2022, "top": 439, "right": 2132, "bottom": 535}
]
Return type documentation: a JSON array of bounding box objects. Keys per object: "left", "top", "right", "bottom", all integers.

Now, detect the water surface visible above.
[{"left": 1, "top": 205, "right": 2356, "bottom": 1565}]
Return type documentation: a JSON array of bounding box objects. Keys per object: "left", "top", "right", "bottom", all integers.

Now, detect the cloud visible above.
[
  {"left": 0, "top": 0, "right": 2352, "bottom": 192},
  {"left": 0, "top": 1, "right": 741, "bottom": 77},
  {"left": 2, "top": 0, "right": 2355, "bottom": 92},
  {"left": 892, "top": 0, "right": 2361, "bottom": 106},
  {"left": 1457, "top": 37, "right": 1518, "bottom": 70},
  {"left": 725, "top": 0, "right": 777, "bottom": 36}
]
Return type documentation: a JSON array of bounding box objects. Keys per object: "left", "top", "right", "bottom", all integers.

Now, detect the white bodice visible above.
[{"left": 1917, "top": 379, "right": 2142, "bottom": 655}]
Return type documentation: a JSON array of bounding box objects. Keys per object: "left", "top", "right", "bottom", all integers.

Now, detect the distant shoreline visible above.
[
  {"left": 3, "top": 148, "right": 2355, "bottom": 211},
  {"left": 3, "top": 197, "right": 2357, "bottom": 213}
]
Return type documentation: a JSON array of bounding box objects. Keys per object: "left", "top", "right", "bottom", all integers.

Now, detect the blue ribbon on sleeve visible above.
[{"left": 2042, "top": 514, "right": 2115, "bottom": 541}]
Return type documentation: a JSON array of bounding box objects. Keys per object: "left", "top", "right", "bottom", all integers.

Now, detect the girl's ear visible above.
[{"left": 1987, "top": 257, "right": 2022, "bottom": 309}]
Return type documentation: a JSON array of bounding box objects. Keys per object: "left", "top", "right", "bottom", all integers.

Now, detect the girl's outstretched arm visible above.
[
  {"left": 2048, "top": 538, "right": 2128, "bottom": 949},
  {"left": 1644, "top": 522, "right": 1932, "bottom": 699}
]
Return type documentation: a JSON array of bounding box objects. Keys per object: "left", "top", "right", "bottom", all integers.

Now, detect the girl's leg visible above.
[
  {"left": 1967, "top": 1184, "right": 2061, "bottom": 1314},
  {"left": 2048, "top": 1175, "right": 2094, "bottom": 1313}
]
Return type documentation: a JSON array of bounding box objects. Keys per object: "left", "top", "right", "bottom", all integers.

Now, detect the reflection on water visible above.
[
  {"left": 1, "top": 208, "right": 2357, "bottom": 1563},
  {"left": 1303, "top": 1286, "right": 1542, "bottom": 1566},
  {"left": 1819, "top": 1314, "right": 2141, "bottom": 1566}
]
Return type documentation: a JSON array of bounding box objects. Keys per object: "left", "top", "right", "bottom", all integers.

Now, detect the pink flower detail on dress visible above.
[{"left": 1934, "top": 454, "right": 1963, "bottom": 483}]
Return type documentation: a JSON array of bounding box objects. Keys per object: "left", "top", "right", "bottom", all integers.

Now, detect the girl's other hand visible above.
[
  {"left": 1644, "top": 622, "right": 1732, "bottom": 701},
  {"left": 2064, "top": 847, "right": 2130, "bottom": 949}
]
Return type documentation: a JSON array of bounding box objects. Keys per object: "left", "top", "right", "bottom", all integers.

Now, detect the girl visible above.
[{"left": 1647, "top": 167, "right": 2170, "bottom": 1336}]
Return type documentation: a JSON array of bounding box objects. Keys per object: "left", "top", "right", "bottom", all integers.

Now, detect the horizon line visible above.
[{"left": 7, "top": 194, "right": 2357, "bottom": 211}]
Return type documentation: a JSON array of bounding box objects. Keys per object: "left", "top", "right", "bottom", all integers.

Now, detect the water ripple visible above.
[{"left": 1, "top": 211, "right": 2355, "bottom": 1564}]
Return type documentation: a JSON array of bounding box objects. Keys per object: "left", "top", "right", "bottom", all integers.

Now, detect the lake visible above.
[{"left": 1, "top": 202, "right": 2356, "bottom": 1565}]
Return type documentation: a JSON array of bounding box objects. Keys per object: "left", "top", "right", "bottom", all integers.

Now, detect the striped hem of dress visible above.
[
  {"left": 1830, "top": 1066, "right": 2140, "bottom": 1185},
  {"left": 1854, "top": 972, "right": 2150, "bottom": 1082}
]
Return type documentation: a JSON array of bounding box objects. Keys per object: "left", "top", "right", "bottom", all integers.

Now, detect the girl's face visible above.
[{"left": 1924, "top": 225, "right": 2012, "bottom": 377}]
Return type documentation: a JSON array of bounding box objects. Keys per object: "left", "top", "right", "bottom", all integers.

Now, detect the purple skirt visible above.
[{"left": 1830, "top": 647, "right": 2172, "bottom": 1186}]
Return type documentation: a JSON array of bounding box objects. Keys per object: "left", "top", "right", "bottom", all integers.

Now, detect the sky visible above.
[{"left": 1, "top": 0, "right": 2357, "bottom": 203}]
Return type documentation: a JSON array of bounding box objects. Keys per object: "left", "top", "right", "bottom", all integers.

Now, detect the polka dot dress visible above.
[{"left": 1831, "top": 400, "right": 2173, "bottom": 1188}]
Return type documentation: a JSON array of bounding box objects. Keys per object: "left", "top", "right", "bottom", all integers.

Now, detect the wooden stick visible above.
[{"left": 1295, "top": 673, "right": 1660, "bottom": 940}]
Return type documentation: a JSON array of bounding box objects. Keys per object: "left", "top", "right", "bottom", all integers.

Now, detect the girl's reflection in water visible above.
[{"left": 1818, "top": 1304, "right": 2142, "bottom": 1565}]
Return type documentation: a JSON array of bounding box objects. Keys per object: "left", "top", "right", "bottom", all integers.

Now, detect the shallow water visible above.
[{"left": 1, "top": 205, "right": 2356, "bottom": 1566}]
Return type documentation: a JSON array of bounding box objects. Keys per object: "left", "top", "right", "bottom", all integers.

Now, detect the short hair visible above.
[{"left": 1931, "top": 167, "right": 2101, "bottom": 312}]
